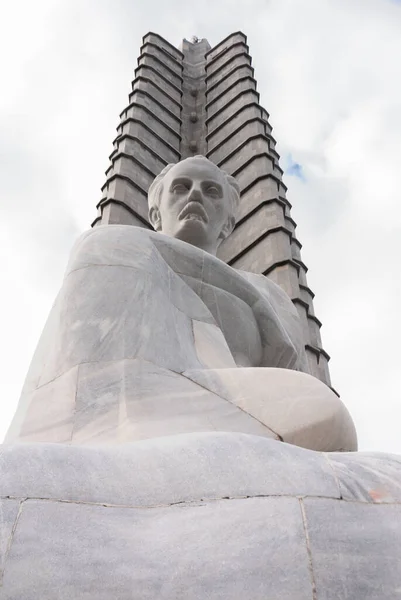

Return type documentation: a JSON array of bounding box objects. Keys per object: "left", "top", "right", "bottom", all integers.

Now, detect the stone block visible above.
[
  {"left": 236, "top": 178, "right": 282, "bottom": 222},
  {"left": 208, "top": 120, "right": 266, "bottom": 165},
  {"left": 234, "top": 155, "right": 275, "bottom": 191},
  {"left": 207, "top": 78, "right": 256, "bottom": 119},
  {"left": 206, "top": 64, "right": 254, "bottom": 103},
  {"left": 192, "top": 320, "right": 236, "bottom": 369},
  {"left": 303, "top": 498, "right": 401, "bottom": 600},
  {"left": 101, "top": 176, "right": 149, "bottom": 221},
  {"left": 206, "top": 32, "right": 247, "bottom": 61},
  {"left": 274, "top": 162, "right": 284, "bottom": 178},
  {"left": 218, "top": 203, "right": 286, "bottom": 263},
  {"left": 327, "top": 451, "right": 401, "bottom": 503},
  {"left": 184, "top": 368, "right": 357, "bottom": 452},
  {"left": 121, "top": 105, "right": 180, "bottom": 149},
  {"left": 207, "top": 90, "right": 258, "bottom": 132},
  {"left": 119, "top": 121, "right": 180, "bottom": 163},
  {"left": 299, "top": 285, "right": 315, "bottom": 315},
  {"left": 131, "top": 79, "right": 181, "bottom": 117},
  {"left": 109, "top": 156, "right": 155, "bottom": 190},
  {"left": 98, "top": 202, "right": 149, "bottom": 227},
  {"left": 16, "top": 366, "right": 78, "bottom": 443},
  {"left": 0, "top": 433, "right": 341, "bottom": 506},
  {"left": 206, "top": 53, "right": 251, "bottom": 89},
  {"left": 135, "top": 65, "right": 182, "bottom": 103},
  {"left": 231, "top": 229, "right": 292, "bottom": 273},
  {"left": 266, "top": 262, "right": 301, "bottom": 299},
  {"left": 141, "top": 42, "right": 183, "bottom": 75},
  {"left": 0, "top": 499, "right": 21, "bottom": 582},
  {"left": 206, "top": 58, "right": 251, "bottom": 92},
  {"left": 2, "top": 497, "right": 313, "bottom": 600},
  {"left": 207, "top": 104, "right": 262, "bottom": 148},
  {"left": 72, "top": 359, "right": 274, "bottom": 443},
  {"left": 143, "top": 33, "right": 184, "bottom": 61},
  {"left": 306, "top": 347, "right": 321, "bottom": 380},
  {"left": 138, "top": 54, "right": 182, "bottom": 88},
  {"left": 294, "top": 301, "right": 311, "bottom": 345},
  {"left": 298, "top": 263, "right": 308, "bottom": 287},
  {"left": 206, "top": 42, "right": 249, "bottom": 77},
  {"left": 116, "top": 136, "right": 166, "bottom": 175},
  {"left": 186, "top": 277, "right": 263, "bottom": 368},
  {"left": 124, "top": 91, "right": 181, "bottom": 132},
  {"left": 284, "top": 215, "right": 296, "bottom": 233},
  {"left": 291, "top": 238, "right": 302, "bottom": 261},
  {"left": 308, "top": 317, "right": 322, "bottom": 349},
  {"left": 35, "top": 265, "right": 203, "bottom": 386},
  {"left": 317, "top": 352, "right": 331, "bottom": 387}
]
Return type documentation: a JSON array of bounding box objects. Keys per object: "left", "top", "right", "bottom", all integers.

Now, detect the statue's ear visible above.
[
  {"left": 219, "top": 215, "right": 235, "bottom": 241},
  {"left": 149, "top": 206, "right": 161, "bottom": 231}
]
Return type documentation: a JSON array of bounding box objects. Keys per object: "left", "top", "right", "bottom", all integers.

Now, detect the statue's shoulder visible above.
[
  {"left": 238, "top": 270, "right": 297, "bottom": 313},
  {"left": 73, "top": 224, "right": 155, "bottom": 245},
  {"left": 66, "top": 225, "right": 160, "bottom": 275}
]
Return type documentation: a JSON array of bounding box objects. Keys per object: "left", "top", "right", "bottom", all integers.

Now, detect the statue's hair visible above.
[{"left": 148, "top": 155, "right": 240, "bottom": 220}]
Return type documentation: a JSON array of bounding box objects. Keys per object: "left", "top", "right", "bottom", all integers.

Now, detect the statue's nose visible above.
[{"left": 188, "top": 186, "right": 202, "bottom": 201}]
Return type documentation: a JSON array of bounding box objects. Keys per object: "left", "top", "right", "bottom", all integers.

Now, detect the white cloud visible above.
[{"left": 0, "top": 0, "right": 400, "bottom": 451}]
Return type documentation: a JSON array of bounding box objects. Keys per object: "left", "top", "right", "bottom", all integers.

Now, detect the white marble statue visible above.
[
  {"left": 6, "top": 156, "right": 356, "bottom": 451},
  {"left": 3, "top": 157, "right": 401, "bottom": 600}
]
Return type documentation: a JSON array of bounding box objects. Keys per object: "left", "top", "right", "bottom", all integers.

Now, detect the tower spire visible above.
[{"left": 93, "top": 31, "right": 331, "bottom": 388}]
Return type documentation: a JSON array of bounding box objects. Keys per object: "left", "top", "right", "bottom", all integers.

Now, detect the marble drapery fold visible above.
[{"left": 6, "top": 225, "right": 356, "bottom": 450}]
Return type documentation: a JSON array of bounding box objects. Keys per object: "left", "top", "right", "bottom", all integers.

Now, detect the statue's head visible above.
[{"left": 148, "top": 156, "right": 240, "bottom": 255}]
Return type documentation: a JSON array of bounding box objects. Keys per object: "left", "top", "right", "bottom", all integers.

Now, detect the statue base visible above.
[{"left": 1, "top": 432, "right": 400, "bottom": 599}]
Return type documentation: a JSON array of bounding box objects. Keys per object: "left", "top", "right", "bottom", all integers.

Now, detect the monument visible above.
[{"left": 0, "top": 32, "right": 400, "bottom": 599}]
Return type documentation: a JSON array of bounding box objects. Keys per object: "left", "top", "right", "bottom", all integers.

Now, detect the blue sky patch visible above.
[{"left": 285, "top": 154, "right": 306, "bottom": 181}]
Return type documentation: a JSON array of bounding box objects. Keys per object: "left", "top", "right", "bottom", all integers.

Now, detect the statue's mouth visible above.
[{"left": 179, "top": 202, "right": 208, "bottom": 223}]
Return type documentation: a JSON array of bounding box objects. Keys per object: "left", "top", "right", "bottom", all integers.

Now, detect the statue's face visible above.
[{"left": 151, "top": 158, "right": 234, "bottom": 254}]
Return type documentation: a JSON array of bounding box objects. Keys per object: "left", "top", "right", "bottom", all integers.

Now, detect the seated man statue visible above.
[
  {"left": 3, "top": 156, "right": 401, "bottom": 600},
  {"left": 5, "top": 156, "right": 356, "bottom": 451}
]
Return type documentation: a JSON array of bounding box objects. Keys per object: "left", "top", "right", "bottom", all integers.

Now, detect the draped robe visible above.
[{"left": 6, "top": 225, "right": 356, "bottom": 451}]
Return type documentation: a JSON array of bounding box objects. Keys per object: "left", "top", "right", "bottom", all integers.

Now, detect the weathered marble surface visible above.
[
  {"left": 0, "top": 432, "right": 400, "bottom": 599},
  {"left": 6, "top": 225, "right": 356, "bottom": 451}
]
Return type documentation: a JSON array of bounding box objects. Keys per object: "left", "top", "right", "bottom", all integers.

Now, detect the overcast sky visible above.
[{"left": 1, "top": 0, "right": 400, "bottom": 451}]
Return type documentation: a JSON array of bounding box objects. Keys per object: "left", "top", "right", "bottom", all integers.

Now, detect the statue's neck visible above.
[{"left": 169, "top": 232, "right": 219, "bottom": 257}]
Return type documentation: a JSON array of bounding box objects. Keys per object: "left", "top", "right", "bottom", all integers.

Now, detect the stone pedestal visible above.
[{"left": 1, "top": 433, "right": 400, "bottom": 599}]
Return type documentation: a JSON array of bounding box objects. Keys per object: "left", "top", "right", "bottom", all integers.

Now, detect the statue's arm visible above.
[{"left": 240, "top": 271, "right": 310, "bottom": 374}]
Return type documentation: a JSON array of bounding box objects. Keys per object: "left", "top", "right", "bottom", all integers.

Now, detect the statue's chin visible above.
[
  {"left": 182, "top": 214, "right": 207, "bottom": 223},
  {"left": 168, "top": 221, "right": 217, "bottom": 255},
  {"left": 174, "top": 219, "right": 207, "bottom": 241}
]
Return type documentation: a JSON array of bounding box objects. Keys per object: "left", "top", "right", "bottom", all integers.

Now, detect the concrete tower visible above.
[{"left": 93, "top": 32, "right": 331, "bottom": 388}]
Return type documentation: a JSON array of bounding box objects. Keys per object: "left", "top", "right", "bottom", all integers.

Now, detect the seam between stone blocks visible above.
[
  {"left": 178, "top": 370, "right": 282, "bottom": 441},
  {"left": 0, "top": 498, "right": 26, "bottom": 587},
  {"left": 322, "top": 452, "right": 343, "bottom": 499},
  {"left": 29, "top": 350, "right": 191, "bottom": 394},
  {"left": 24, "top": 353, "right": 281, "bottom": 442},
  {"left": 69, "top": 363, "right": 81, "bottom": 443},
  {"left": 1, "top": 494, "right": 401, "bottom": 510},
  {"left": 299, "top": 497, "right": 318, "bottom": 600}
]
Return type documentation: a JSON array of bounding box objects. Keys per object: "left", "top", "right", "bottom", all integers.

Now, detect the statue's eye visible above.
[
  {"left": 172, "top": 183, "right": 189, "bottom": 193},
  {"left": 206, "top": 185, "right": 220, "bottom": 196}
]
